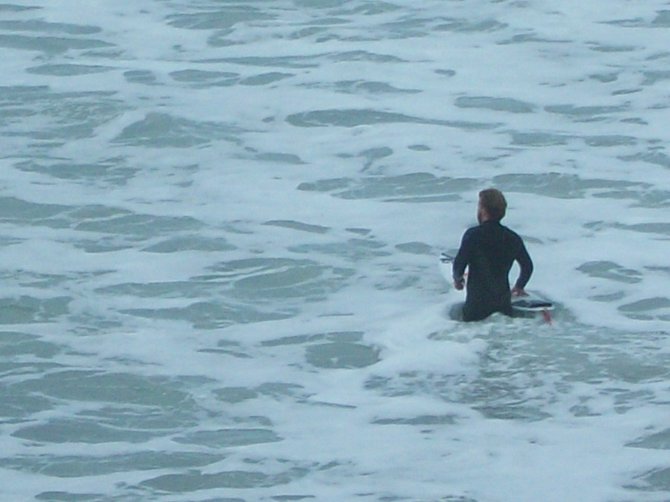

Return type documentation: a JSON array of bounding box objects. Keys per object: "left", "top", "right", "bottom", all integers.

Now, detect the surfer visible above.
[{"left": 452, "top": 188, "right": 533, "bottom": 321}]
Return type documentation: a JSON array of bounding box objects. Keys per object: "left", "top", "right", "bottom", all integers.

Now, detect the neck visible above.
[{"left": 478, "top": 212, "right": 491, "bottom": 224}]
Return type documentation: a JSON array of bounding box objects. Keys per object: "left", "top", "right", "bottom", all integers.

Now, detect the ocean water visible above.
[{"left": 0, "top": 0, "right": 669, "bottom": 500}]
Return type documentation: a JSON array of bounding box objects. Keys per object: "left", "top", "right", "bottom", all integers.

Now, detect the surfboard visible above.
[
  {"left": 439, "top": 252, "right": 554, "bottom": 318},
  {"left": 510, "top": 298, "right": 554, "bottom": 312}
]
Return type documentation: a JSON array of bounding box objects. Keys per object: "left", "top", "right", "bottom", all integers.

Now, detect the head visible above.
[{"left": 478, "top": 188, "right": 507, "bottom": 223}]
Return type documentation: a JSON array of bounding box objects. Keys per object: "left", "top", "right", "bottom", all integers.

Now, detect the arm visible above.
[
  {"left": 512, "top": 240, "right": 533, "bottom": 296},
  {"left": 452, "top": 230, "right": 472, "bottom": 290}
]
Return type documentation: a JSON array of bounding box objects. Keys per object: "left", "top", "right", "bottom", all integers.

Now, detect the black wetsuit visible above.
[{"left": 453, "top": 220, "right": 533, "bottom": 322}]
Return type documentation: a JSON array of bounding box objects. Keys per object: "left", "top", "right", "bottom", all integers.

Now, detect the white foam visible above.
[{"left": 1, "top": 1, "right": 669, "bottom": 500}]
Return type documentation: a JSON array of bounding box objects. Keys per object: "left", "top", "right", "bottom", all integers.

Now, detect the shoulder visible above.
[
  {"left": 499, "top": 223, "right": 524, "bottom": 241},
  {"left": 499, "top": 223, "right": 519, "bottom": 235},
  {"left": 457, "top": 226, "right": 479, "bottom": 249},
  {"left": 462, "top": 225, "right": 480, "bottom": 239}
]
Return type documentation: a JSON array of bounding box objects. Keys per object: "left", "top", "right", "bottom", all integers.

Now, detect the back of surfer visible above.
[{"left": 452, "top": 188, "right": 533, "bottom": 322}]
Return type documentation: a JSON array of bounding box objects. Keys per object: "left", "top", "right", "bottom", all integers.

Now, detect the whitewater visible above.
[{"left": 0, "top": 1, "right": 669, "bottom": 500}]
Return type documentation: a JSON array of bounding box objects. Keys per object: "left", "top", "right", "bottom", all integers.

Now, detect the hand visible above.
[
  {"left": 511, "top": 287, "right": 527, "bottom": 297},
  {"left": 454, "top": 278, "right": 465, "bottom": 290}
]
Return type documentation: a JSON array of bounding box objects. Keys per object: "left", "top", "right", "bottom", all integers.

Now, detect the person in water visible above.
[{"left": 452, "top": 188, "right": 533, "bottom": 322}]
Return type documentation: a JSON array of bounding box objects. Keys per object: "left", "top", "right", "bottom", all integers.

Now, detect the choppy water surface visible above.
[{"left": 1, "top": 1, "right": 669, "bottom": 500}]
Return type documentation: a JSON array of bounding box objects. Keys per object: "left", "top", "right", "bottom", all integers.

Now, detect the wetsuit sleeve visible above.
[
  {"left": 514, "top": 239, "right": 533, "bottom": 290},
  {"left": 452, "top": 230, "right": 472, "bottom": 282}
]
